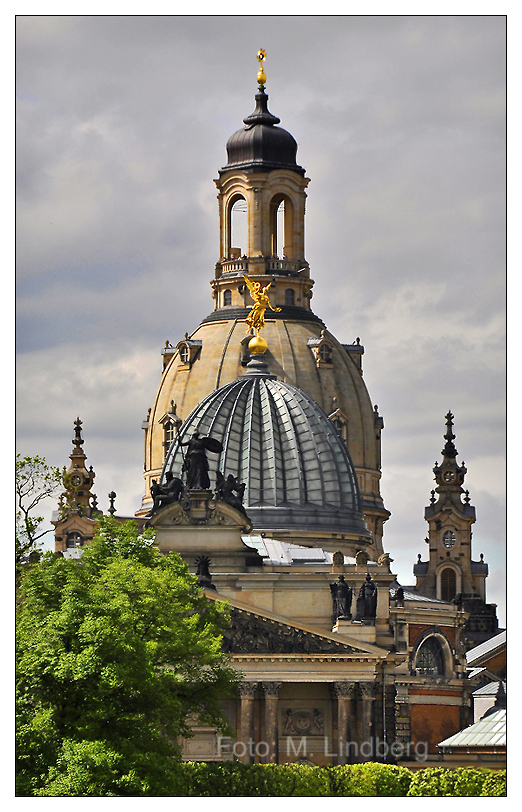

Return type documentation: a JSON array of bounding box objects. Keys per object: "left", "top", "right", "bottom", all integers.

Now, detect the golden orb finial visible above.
[
  {"left": 248, "top": 334, "right": 268, "bottom": 355},
  {"left": 257, "top": 48, "right": 267, "bottom": 88}
]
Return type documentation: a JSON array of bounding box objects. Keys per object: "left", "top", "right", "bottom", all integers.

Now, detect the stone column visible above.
[
  {"left": 262, "top": 681, "right": 282, "bottom": 763},
  {"left": 238, "top": 681, "right": 257, "bottom": 763},
  {"left": 360, "top": 682, "right": 377, "bottom": 761},
  {"left": 332, "top": 681, "right": 356, "bottom": 765}
]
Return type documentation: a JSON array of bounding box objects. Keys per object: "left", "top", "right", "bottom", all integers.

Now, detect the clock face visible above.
[{"left": 443, "top": 470, "right": 455, "bottom": 482}]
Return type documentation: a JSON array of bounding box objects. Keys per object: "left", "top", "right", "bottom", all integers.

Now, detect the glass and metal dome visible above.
[{"left": 163, "top": 370, "right": 370, "bottom": 542}]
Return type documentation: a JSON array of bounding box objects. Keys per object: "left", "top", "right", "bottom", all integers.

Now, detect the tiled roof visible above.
[{"left": 438, "top": 709, "right": 506, "bottom": 749}]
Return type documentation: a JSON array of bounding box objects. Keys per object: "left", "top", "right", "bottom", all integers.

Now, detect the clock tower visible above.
[
  {"left": 414, "top": 412, "right": 499, "bottom": 647},
  {"left": 52, "top": 418, "right": 100, "bottom": 553}
]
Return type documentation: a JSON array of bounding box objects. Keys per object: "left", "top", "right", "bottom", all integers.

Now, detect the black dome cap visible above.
[{"left": 220, "top": 90, "right": 305, "bottom": 176}]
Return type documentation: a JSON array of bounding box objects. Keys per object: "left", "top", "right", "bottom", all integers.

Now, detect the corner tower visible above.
[{"left": 139, "top": 53, "right": 389, "bottom": 557}]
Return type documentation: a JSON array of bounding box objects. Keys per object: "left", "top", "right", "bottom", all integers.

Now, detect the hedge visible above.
[{"left": 166, "top": 763, "right": 506, "bottom": 797}]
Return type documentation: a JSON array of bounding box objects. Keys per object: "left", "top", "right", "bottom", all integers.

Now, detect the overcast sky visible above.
[{"left": 16, "top": 15, "right": 506, "bottom": 624}]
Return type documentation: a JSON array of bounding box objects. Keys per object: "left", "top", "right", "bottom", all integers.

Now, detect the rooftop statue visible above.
[
  {"left": 180, "top": 429, "right": 223, "bottom": 490},
  {"left": 149, "top": 471, "right": 184, "bottom": 514},
  {"left": 215, "top": 471, "right": 247, "bottom": 516},
  {"left": 244, "top": 274, "right": 281, "bottom": 337},
  {"left": 330, "top": 575, "right": 353, "bottom": 622}
]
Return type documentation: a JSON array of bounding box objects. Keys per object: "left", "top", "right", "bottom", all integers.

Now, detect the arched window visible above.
[
  {"left": 223, "top": 289, "right": 232, "bottom": 306},
  {"left": 270, "top": 194, "right": 293, "bottom": 258},
  {"left": 66, "top": 532, "right": 82, "bottom": 549},
  {"left": 440, "top": 567, "right": 457, "bottom": 602},
  {"left": 229, "top": 196, "right": 247, "bottom": 257},
  {"left": 415, "top": 637, "right": 445, "bottom": 676},
  {"left": 285, "top": 288, "right": 295, "bottom": 306}
]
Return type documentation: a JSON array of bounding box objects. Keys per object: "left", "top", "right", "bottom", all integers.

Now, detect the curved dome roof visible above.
[
  {"left": 220, "top": 90, "right": 305, "bottom": 176},
  {"left": 163, "top": 370, "right": 370, "bottom": 541}
]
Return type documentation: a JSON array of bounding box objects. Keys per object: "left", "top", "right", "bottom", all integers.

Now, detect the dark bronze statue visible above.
[
  {"left": 180, "top": 430, "right": 223, "bottom": 490},
  {"left": 330, "top": 575, "right": 352, "bottom": 622},
  {"left": 150, "top": 471, "right": 184, "bottom": 513},
  {"left": 215, "top": 471, "right": 247, "bottom": 515},
  {"left": 355, "top": 573, "right": 378, "bottom": 623}
]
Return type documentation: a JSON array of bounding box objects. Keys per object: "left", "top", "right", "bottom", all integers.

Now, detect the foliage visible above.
[
  {"left": 162, "top": 763, "right": 506, "bottom": 797},
  {"left": 15, "top": 454, "right": 61, "bottom": 567},
  {"left": 406, "top": 766, "right": 506, "bottom": 797},
  {"left": 16, "top": 517, "right": 240, "bottom": 797}
]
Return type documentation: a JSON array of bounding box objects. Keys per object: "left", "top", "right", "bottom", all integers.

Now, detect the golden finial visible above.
[
  {"left": 243, "top": 274, "right": 281, "bottom": 354},
  {"left": 257, "top": 49, "right": 267, "bottom": 88}
]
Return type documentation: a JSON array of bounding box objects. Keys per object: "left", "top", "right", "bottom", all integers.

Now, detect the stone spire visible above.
[{"left": 60, "top": 418, "right": 97, "bottom": 518}]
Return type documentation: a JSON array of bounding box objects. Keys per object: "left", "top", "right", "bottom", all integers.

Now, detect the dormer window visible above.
[
  {"left": 319, "top": 344, "right": 332, "bottom": 363},
  {"left": 308, "top": 332, "right": 334, "bottom": 368},
  {"left": 159, "top": 402, "right": 182, "bottom": 458},
  {"left": 176, "top": 338, "right": 202, "bottom": 368}
]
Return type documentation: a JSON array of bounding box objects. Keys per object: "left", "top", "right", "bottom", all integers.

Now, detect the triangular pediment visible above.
[{"left": 203, "top": 590, "right": 385, "bottom": 658}]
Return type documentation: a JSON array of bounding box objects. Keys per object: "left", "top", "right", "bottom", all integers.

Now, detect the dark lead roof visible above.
[{"left": 220, "top": 90, "right": 305, "bottom": 176}]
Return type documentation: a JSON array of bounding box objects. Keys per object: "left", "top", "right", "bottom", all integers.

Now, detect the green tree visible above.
[
  {"left": 15, "top": 454, "right": 61, "bottom": 568},
  {"left": 16, "top": 517, "right": 240, "bottom": 796}
]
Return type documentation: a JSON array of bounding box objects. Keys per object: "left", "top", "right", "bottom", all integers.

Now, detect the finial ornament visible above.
[
  {"left": 243, "top": 274, "right": 281, "bottom": 354},
  {"left": 257, "top": 49, "right": 267, "bottom": 88}
]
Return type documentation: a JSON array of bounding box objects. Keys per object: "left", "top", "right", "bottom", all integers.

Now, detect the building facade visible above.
[{"left": 53, "top": 59, "right": 501, "bottom": 765}]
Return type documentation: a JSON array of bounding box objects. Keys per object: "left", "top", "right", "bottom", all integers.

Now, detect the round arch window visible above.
[
  {"left": 440, "top": 567, "right": 457, "bottom": 602},
  {"left": 223, "top": 289, "right": 232, "bottom": 306},
  {"left": 415, "top": 636, "right": 445, "bottom": 676}
]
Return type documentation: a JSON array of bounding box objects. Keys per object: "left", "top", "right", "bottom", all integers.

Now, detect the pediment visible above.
[
  {"left": 203, "top": 591, "right": 384, "bottom": 658},
  {"left": 148, "top": 495, "right": 253, "bottom": 532}
]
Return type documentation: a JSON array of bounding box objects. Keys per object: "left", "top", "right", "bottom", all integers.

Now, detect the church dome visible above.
[
  {"left": 162, "top": 368, "right": 371, "bottom": 545},
  {"left": 221, "top": 90, "right": 305, "bottom": 176}
]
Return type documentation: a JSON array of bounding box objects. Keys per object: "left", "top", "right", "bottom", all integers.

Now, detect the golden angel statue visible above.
[{"left": 243, "top": 274, "right": 281, "bottom": 335}]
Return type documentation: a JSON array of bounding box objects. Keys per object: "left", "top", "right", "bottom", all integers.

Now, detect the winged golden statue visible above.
[{"left": 243, "top": 274, "right": 281, "bottom": 336}]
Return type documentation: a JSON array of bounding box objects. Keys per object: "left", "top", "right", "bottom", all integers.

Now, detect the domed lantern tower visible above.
[{"left": 139, "top": 52, "right": 389, "bottom": 557}]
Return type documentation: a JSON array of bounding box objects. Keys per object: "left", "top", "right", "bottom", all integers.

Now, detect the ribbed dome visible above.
[
  {"left": 163, "top": 371, "right": 370, "bottom": 540},
  {"left": 220, "top": 90, "right": 305, "bottom": 176}
]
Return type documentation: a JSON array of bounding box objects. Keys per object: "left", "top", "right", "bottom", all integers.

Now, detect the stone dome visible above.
[
  {"left": 221, "top": 90, "right": 305, "bottom": 176},
  {"left": 162, "top": 367, "right": 371, "bottom": 546}
]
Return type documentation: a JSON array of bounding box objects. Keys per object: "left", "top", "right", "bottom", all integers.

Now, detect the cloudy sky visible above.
[{"left": 16, "top": 15, "right": 506, "bottom": 623}]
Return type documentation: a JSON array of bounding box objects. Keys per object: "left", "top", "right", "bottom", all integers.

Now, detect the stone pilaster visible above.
[
  {"left": 261, "top": 681, "right": 282, "bottom": 763},
  {"left": 331, "top": 681, "right": 356, "bottom": 765},
  {"left": 394, "top": 683, "right": 411, "bottom": 749},
  {"left": 359, "top": 682, "right": 377, "bottom": 761},
  {"left": 238, "top": 681, "right": 257, "bottom": 763}
]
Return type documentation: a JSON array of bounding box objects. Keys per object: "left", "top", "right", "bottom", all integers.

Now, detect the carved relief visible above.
[
  {"left": 281, "top": 708, "right": 325, "bottom": 736},
  {"left": 222, "top": 608, "right": 355, "bottom": 655}
]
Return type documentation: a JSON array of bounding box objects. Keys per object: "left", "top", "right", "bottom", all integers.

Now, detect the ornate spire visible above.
[
  {"left": 441, "top": 410, "right": 458, "bottom": 459},
  {"left": 60, "top": 418, "right": 97, "bottom": 518}
]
